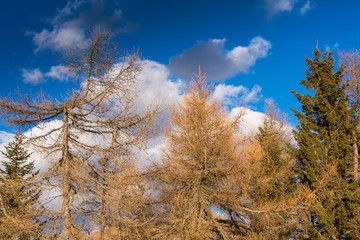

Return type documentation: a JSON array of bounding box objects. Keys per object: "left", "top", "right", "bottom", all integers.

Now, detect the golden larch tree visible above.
[{"left": 155, "top": 68, "right": 241, "bottom": 240}]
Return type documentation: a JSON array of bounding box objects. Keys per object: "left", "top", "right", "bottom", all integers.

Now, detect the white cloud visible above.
[
  {"left": 2, "top": 58, "right": 273, "bottom": 212},
  {"left": 22, "top": 120, "right": 64, "bottom": 172},
  {"left": 231, "top": 107, "right": 266, "bottom": 135},
  {"left": 300, "top": 0, "right": 311, "bottom": 15},
  {"left": 137, "top": 60, "right": 184, "bottom": 108},
  {"left": 169, "top": 37, "right": 271, "bottom": 81},
  {"left": 141, "top": 107, "right": 270, "bottom": 167},
  {"left": 134, "top": 61, "right": 185, "bottom": 166},
  {"left": 0, "top": 106, "right": 272, "bottom": 208},
  {"left": 0, "top": 127, "right": 54, "bottom": 173},
  {"left": 28, "top": 0, "right": 139, "bottom": 52},
  {"left": 135, "top": 61, "right": 265, "bottom": 166},
  {"left": 17, "top": 59, "right": 264, "bottom": 166},
  {"left": 242, "top": 85, "right": 262, "bottom": 103},
  {"left": 263, "top": 0, "right": 299, "bottom": 17},
  {"left": 45, "top": 65, "right": 72, "bottom": 82},
  {"left": 22, "top": 65, "right": 72, "bottom": 84},
  {"left": 213, "top": 84, "right": 262, "bottom": 106},
  {"left": 14, "top": 60, "right": 184, "bottom": 170},
  {"left": 140, "top": 135, "right": 166, "bottom": 166},
  {"left": 214, "top": 84, "right": 247, "bottom": 104},
  {"left": 31, "top": 27, "right": 86, "bottom": 53},
  {"left": 22, "top": 68, "right": 45, "bottom": 84},
  {"left": 10, "top": 59, "right": 270, "bottom": 210},
  {"left": 2, "top": 58, "right": 183, "bottom": 202}
]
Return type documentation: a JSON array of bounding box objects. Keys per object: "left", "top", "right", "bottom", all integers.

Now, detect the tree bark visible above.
[
  {"left": 100, "top": 182, "right": 106, "bottom": 240},
  {"left": 62, "top": 105, "right": 72, "bottom": 240},
  {"left": 354, "top": 129, "right": 359, "bottom": 181}
]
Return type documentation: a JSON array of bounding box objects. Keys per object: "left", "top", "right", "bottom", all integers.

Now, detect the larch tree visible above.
[
  {"left": 83, "top": 149, "right": 153, "bottom": 240},
  {"left": 155, "top": 69, "right": 242, "bottom": 240},
  {"left": 339, "top": 49, "right": 360, "bottom": 181},
  {"left": 0, "top": 130, "right": 43, "bottom": 239},
  {"left": 0, "top": 28, "right": 158, "bottom": 239},
  {"left": 291, "top": 49, "right": 360, "bottom": 239}
]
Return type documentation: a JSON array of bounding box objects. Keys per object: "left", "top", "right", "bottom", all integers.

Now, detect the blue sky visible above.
[{"left": 0, "top": 0, "right": 359, "bottom": 134}]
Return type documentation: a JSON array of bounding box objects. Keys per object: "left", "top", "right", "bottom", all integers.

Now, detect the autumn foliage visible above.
[{"left": 0, "top": 30, "right": 359, "bottom": 239}]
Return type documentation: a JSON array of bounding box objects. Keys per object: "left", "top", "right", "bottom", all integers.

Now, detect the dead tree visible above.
[{"left": 0, "top": 28, "right": 158, "bottom": 239}]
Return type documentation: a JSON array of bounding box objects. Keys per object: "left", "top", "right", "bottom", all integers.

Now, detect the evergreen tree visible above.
[
  {"left": 257, "top": 100, "right": 292, "bottom": 176},
  {"left": 291, "top": 49, "right": 360, "bottom": 239},
  {"left": 239, "top": 100, "right": 299, "bottom": 239},
  {"left": 0, "top": 130, "right": 43, "bottom": 239},
  {"left": 1, "top": 130, "right": 35, "bottom": 180}
]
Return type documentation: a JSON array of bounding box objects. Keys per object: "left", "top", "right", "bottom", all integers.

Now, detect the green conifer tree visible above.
[
  {"left": 0, "top": 130, "right": 43, "bottom": 239},
  {"left": 257, "top": 101, "right": 291, "bottom": 176},
  {"left": 251, "top": 100, "right": 299, "bottom": 238},
  {"left": 291, "top": 49, "right": 360, "bottom": 239},
  {"left": 1, "top": 130, "right": 35, "bottom": 179}
]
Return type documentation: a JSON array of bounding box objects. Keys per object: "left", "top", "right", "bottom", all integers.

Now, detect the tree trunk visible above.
[
  {"left": 354, "top": 129, "right": 359, "bottom": 181},
  {"left": 62, "top": 106, "right": 72, "bottom": 240},
  {"left": 100, "top": 184, "right": 106, "bottom": 240}
]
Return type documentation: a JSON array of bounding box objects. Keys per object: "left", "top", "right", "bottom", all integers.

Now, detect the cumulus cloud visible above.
[
  {"left": 0, "top": 106, "right": 271, "bottom": 208},
  {"left": 137, "top": 60, "right": 184, "bottom": 108},
  {"left": 140, "top": 106, "right": 270, "bottom": 166},
  {"left": 231, "top": 107, "right": 267, "bottom": 135},
  {"left": 136, "top": 61, "right": 265, "bottom": 166},
  {"left": 213, "top": 84, "right": 262, "bottom": 106},
  {"left": 10, "top": 59, "right": 269, "bottom": 209},
  {"left": 169, "top": 37, "right": 271, "bottom": 81},
  {"left": 22, "top": 65, "right": 72, "bottom": 84},
  {"left": 30, "top": 27, "right": 86, "bottom": 53},
  {"left": 1, "top": 58, "right": 184, "bottom": 204},
  {"left": 14, "top": 60, "right": 184, "bottom": 167},
  {"left": 132, "top": 60, "right": 185, "bottom": 165},
  {"left": 135, "top": 61, "right": 266, "bottom": 165},
  {"left": 45, "top": 65, "right": 72, "bottom": 82},
  {"left": 28, "top": 0, "right": 140, "bottom": 52},
  {"left": 22, "top": 68, "right": 45, "bottom": 84},
  {"left": 0, "top": 58, "right": 270, "bottom": 209}
]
